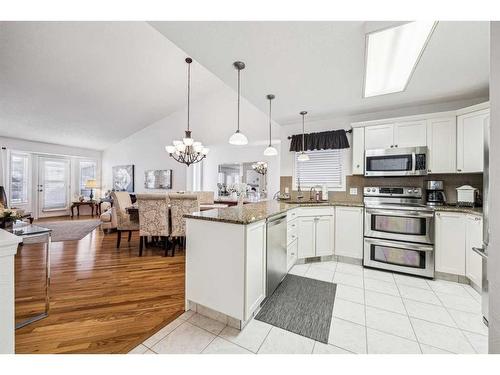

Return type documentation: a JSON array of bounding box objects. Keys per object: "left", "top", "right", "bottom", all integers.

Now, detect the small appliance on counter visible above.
[
  {"left": 425, "top": 180, "right": 447, "bottom": 206},
  {"left": 456, "top": 185, "right": 480, "bottom": 207}
]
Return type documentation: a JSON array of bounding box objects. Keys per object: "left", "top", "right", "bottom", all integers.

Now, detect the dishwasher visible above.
[{"left": 266, "top": 214, "right": 287, "bottom": 297}]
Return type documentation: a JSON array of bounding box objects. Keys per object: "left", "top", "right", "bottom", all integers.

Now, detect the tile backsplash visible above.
[{"left": 280, "top": 173, "right": 483, "bottom": 205}]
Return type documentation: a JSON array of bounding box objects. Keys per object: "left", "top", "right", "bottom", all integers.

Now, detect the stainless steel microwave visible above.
[{"left": 365, "top": 146, "right": 428, "bottom": 177}]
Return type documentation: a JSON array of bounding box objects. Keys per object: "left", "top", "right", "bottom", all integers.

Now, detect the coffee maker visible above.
[{"left": 426, "top": 180, "right": 447, "bottom": 206}]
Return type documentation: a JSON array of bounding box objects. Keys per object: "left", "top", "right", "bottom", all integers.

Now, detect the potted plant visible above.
[{"left": 0, "top": 208, "right": 22, "bottom": 229}]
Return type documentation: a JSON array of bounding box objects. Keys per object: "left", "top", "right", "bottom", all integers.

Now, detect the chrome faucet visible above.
[
  {"left": 310, "top": 187, "right": 317, "bottom": 201},
  {"left": 273, "top": 191, "right": 281, "bottom": 200}
]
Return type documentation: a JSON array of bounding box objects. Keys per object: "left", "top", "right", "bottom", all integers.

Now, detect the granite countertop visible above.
[
  {"left": 184, "top": 200, "right": 364, "bottom": 225},
  {"left": 432, "top": 205, "right": 483, "bottom": 216}
]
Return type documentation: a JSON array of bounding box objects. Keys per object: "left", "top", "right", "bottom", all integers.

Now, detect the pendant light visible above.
[
  {"left": 263, "top": 94, "right": 278, "bottom": 156},
  {"left": 297, "top": 111, "right": 309, "bottom": 161},
  {"left": 229, "top": 61, "right": 248, "bottom": 145},
  {"left": 165, "top": 57, "right": 209, "bottom": 166}
]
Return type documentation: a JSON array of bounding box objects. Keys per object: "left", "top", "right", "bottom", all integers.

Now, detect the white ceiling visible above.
[
  {"left": 0, "top": 22, "right": 225, "bottom": 150},
  {"left": 150, "top": 21, "right": 490, "bottom": 124}
]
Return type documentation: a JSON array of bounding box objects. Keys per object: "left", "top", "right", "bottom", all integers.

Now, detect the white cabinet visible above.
[
  {"left": 297, "top": 216, "right": 316, "bottom": 258},
  {"left": 364, "top": 123, "right": 394, "bottom": 150},
  {"left": 334, "top": 206, "right": 364, "bottom": 260},
  {"left": 466, "top": 215, "right": 483, "bottom": 288},
  {"left": 394, "top": 120, "right": 427, "bottom": 148},
  {"left": 435, "top": 212, "right": 466, "bottom": 276},
  {"left": 245, "top": 221, "right": 267, "bottom": 320},
  {"left": 426, "top": 117, "right": 457, "bottom": 174},
  {"left": 352, "top": 127, "right": 365, "bottom": 175},
  {"left": 457, "top": 109, "right": 489, "bottom": 173},
  {"left": 315, "top": 216, "right": 335, "bottom": 256},
  {"left": 287, "top": 239, "right": 298, "bottom": 272},
  {"left": 296, "top": 208, "right": 335, "bottom": 259}
]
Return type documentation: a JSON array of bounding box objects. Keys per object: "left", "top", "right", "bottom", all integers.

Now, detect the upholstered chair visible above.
[
  {"left": 193, "top": 191, "right": 215, "bottom": 205},
  {"left": 111, "top": 191, "right": 139, "bottom": 248},
  {"left": 136, "top": 193, "right": 169, "bottom": 256},
  {"left": 168, "top": 193, "right": 199, "bottom": 253}
]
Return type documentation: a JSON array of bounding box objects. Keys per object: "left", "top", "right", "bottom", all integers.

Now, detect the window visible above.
[
  {"left": 10, "top": 153, "right": 29, "bottom": 205},
  {"left": 79, "top": 160, "right": 97, "bottom": 196},
  {"left": 294, "top": 149, "right": 344, "bottom": 190}
]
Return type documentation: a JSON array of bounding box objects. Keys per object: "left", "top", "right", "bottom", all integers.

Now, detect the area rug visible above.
[
  {"left": 37, "top": 220, "right": 101, "bottom": 242},
  {"left": 255, "top": 274, "right": 336, "bottom": 343}
]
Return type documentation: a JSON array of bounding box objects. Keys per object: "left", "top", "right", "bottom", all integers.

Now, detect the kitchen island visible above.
[{"left": 184, "top": 200, "right": 364, "bottom": 329}]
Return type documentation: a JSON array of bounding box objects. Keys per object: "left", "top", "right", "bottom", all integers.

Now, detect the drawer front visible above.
[
  {"left": 287, "top": 223, "right": 298, "bottom": 245},
  {"left": 295, "top": 206, "right": 335, "bottom": 217},
  {"left": 287, "top": 209, "right": 298, "bottom": 222},
  {"left": 287, "top": 239, "right": 298, "bottom": 272}
]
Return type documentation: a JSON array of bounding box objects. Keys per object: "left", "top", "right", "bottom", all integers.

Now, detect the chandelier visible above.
[
  {"left": 252, "top": 161, "right": 268, "bottom": 175},
  {"left": 165, "top": 57, "right": 209, "bottom": 166}
]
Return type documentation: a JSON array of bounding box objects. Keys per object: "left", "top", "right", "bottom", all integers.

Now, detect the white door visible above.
[
  {"left": 457, "top": 109, "right": 489, "bottom": 173},
  {"left": 315, "top": 216, "right": 334, "bottom": 256},
  {"left": 38, "top": 157, "right": 71, "bottom": 218},
  {"left": 426, "top": 117, "right": 457, "bottom": 174},
  {"left": 364, "top": 124, "right": 394, "bottom": 150},
  {"left": 352, "top": 127, "right": 365, "bottom": 175},
  {"left": 435, "top": 212, "right": 466, "bottom": 276},
  {"left": 297, "top": 217, "right": 315, "bottom": 259},
  {"left": 335, "top": 207, "right": 363, "bottom": 259},
  {"left": 466, "top": 215, "right": 483, "bottom": 288},
  {"left": 394, "top": 120, "right": 427, "bottom": 148}
]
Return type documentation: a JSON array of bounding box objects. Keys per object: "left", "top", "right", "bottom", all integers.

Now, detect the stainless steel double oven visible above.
[{"left": 363, "top": 187, "right": 435, "bottom": 278}]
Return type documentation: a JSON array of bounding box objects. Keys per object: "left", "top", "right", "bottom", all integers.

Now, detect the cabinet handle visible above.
[
  {"left": 395, "top": 145, "right": 398, "bottom": 147},
  {"left": 457, "top": 169, "right": 462, "bottom": 172},
  {"left": 436, "top": 212, "right": 440, "bottom": 217},
  {"left": 427, "top": 169, "right": 431, "bottom": 173},
  {"left": 356, "top": 164, "right": 360, "bottom": 168},
  {"left": 390, "top": 145, "right": 394, "bottom": 148}
]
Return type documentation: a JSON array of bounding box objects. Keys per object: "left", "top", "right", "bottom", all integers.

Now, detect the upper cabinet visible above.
[
  {"left": 457, "top": 109, "right": 489, "bottom": 173},
  {"left": 426, "top": 117, "right": 457, "bottom": 174},
  {"left": 351, "top": 127, "right": 365, "bottom": 175},
  {"left": 364, "top": 123, "right": 394, "bottom": 149},
  {"left": 351, "top": 102, "right": 489, "bottom": 176},
  {"left": 394, "top": 120, "right": 427, "bottom": 148}
]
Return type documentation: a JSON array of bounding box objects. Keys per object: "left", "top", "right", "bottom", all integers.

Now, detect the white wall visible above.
[
  {"left": 201, "top": 143, "right": 281, "bottom": 198},
  {"left": 102, "top": 86, "right": 281, "bottom": 194},
  {"left": 489, "top": 21, "right": 500, "bottom": 354},
  {"left": 280, "top": 97, "right": 489, "bottom": 182}
]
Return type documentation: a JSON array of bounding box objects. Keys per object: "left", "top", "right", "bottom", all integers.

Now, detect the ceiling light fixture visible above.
[
  {"left": 364, "top": 21, "right": 437, "bottom": 98},
  {"left": 229, "top": 61, "right": 249, "bottom": 146},
  {"left": 263, "top": 94, "right": 278, "bottom": 156},
  {"left": 165, "top": 57, "right": 209, "bottom": 166},
  {"left": 297, "top": 111, "right": 309, "bottom": 162}
]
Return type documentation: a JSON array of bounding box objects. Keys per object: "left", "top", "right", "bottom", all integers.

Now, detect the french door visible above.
[{"left": 37, "top": 157, "right": 71, "bottom": 218}]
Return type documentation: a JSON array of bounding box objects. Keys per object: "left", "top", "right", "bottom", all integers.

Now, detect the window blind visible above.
[
  {"left": 10, "top": 153, "right": 29, "bottom": 205},
  {"left": 295, "top": 149, "right": 343, "bottom": 188}
]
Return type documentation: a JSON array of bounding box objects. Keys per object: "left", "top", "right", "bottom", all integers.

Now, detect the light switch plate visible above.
[{"left": 349, "top": 188, "right": 358, "bottom": 195}]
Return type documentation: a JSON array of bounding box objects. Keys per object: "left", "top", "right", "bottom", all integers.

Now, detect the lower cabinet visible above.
[
  {"left": 435, "top": 211, "right": 466, "bottom": 276},
  {"left": 245, "top": 221, "right": 267, "bottom": 320},
  {"left": 465, "top": 215, "right": 483, "bottom": 288},
  {"left": 334, "top": 206, "right": 364, "bottom": 260},
  {"left": 287, "top": 238, "right": 298, "bottom": 272},
  {"left": 296, "top": 208, "right": 335, "bottom": 259}
]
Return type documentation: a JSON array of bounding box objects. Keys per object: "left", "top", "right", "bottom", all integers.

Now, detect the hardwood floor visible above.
[{"left": 15, "top": 216, "right": 186, "bottom": 354}]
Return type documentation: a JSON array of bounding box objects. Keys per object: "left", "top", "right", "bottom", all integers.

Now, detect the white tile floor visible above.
[{"left": 129, "top": 260, "right": 487, "bottom": 354}]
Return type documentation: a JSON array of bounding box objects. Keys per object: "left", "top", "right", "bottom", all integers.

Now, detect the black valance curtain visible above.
[{"left": 289, "top": 129, "right": 350, "bottom": 152}]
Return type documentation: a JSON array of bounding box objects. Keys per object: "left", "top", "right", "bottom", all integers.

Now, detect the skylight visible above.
[{"left": 364, "top": 21, "right": 437, "bottom": 98}]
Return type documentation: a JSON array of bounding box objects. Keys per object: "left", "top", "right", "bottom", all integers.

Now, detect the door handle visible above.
[{"left": 472, "top": 246, "right": 488, "bottom": 259}]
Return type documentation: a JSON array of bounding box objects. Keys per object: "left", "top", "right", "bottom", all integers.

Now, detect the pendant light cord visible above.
[
  {"left": 237, "top": 68, "right": 240, "bottom": 132},
  {"left": 268, "top": 98, "right": 272, "bottom": 146},
  {"left": 187, "top": 60, "right": 191, "bottom": 132},
  {"left": 302, "top": 113, "right": 305, "bottom": 152}
]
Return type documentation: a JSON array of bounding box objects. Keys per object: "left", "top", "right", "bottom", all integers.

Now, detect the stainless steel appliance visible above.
[
  {"left": 472, "top": 114, "right": 489, "bottom": 326},
  {"left": 365, "top": 146, "right": 428, "bottom": 177},
  {"left": 266, "top": 214, "right": 287, "bottom": 297},
  {"left": 425, "top": 180, "right": 447, "bottom": 206},
  {"left": 363, "top": 186, "right": 435, "bottom": 278}
]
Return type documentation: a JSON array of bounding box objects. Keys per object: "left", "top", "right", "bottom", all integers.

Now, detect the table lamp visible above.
[{"left": 85, "top": 179, "right": 98, "bottom": 201}]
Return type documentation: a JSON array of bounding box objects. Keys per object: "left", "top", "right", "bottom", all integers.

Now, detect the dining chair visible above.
[
  {"left": 136, "top": 193, "right": 170, "bottom": 256},
  {"left": 111, "top": 191, "right": 139, "bottom": 249},
  {"left": 168, "top": 193, "right": 199, "bottom": 254}
]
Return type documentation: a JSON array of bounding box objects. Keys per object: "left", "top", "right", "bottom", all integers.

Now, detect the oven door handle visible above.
[
  {"left": 365, "top": 238, "right": 434, "bottom": 252},
  {"left": 366, "top": 208, "right": 434, "bottom": 218}
]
